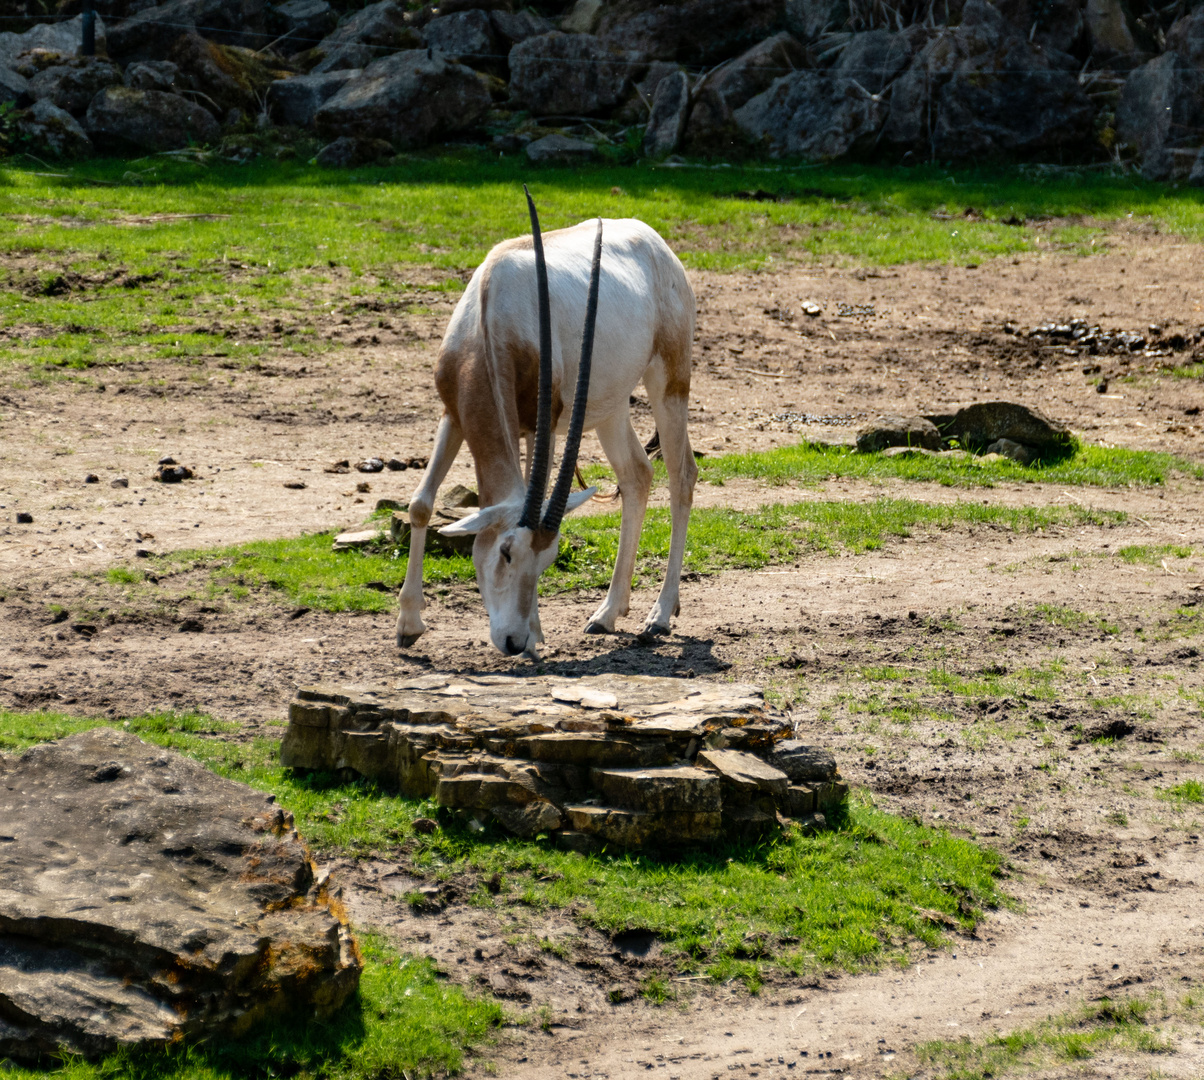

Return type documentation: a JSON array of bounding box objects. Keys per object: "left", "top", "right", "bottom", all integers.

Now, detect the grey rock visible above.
[
  {"left": 0, "top": 15, "right": 108, "bottom": 72},
  {"left": 311, "top": 42, "right": 380, "bottom": 73},
  {"left": 944, "top": 401, "right": 1073, "bottom": 453},
  {"left": 314, "top": 49, "right": 490, "bottom": 148},
  {"left": 107, "top": 0, "right": 269, "bottom": 62},
  {"left": 785, "top": 783, "right": 816, "bottom": 816},
  {"left": 1167, "top": 6, "right": 1204, "bottom": 67},
  {"left": 1116, "top": 52, "right": 1204, "bottom": 180},
  {"left": 314, "top": 134, "right": 394, "bottom": 166},
  {"left": 785, "top": 0, "right": 847, "bottom": 41},
  {"left": 509, "top": 31, "right": 644, "bottom": 116},
  {"left": 696, "top": 748, "right": 789, "bottom": 797},
  {"left": 591, "top": 764, "right": 722, "bottom": 812},
  {"left": 525, "top": 132, "right": 598, "bottom": 163},
  {"left": 882, "top": 0, "right": 1093, "bottom": 159},
  {"left": 561, "top": 0, "right": 605, "bottom": 34},
  {"left": 166, "top": 32, "right": 283, "bottom": 115},
  {"left": 683, "top": 31, "right": 806, "bottom": 155},
  {"left": 17, "top": 99, "right": 92, "bottom": 156},
  {"left": 1085, "top": 0, "right": 1134, "bottom": 57},
  {"left": 1189, "top": 147, "right": 1204, "bottom": 188},
  {"left": 735, "top": 71, "right": 886, "bottom": 159},
  {"left": 321, "top": 0, "right": 415, "bottom": 49},
  {"left": 771, "top": 741, "right": 837, "bottom": 782},
  {"left": 29, "top": 57, "right": 122, "bottom": 116},
  {"left": 834, "top": 29, "right": 914, "bottom": 94},
  {"left": 424, "top": 9, "right": 499, "bottom": 66},
  {"left": 642, "top": 68, "right": 689, "bottom": 157},
  {"left": 0, "top": 64, "right": 30, "bottom": 105},
  {"left": 984, "top": 437, "right": 1036, "bottom": 464},
  {"left": 491, "top": 9, "right": 556, "bottom": 47},
  {"left": 855, "top": 414, "right": 942, "bottom": 453},
  {"left": 84, "top": 86, "right": 220, "bottom": 152},
  {"left": 994, "top": 0, "right": 1087, "bottom": 57},
  {"left": 600, "top": 0, "right": 788, "bottom": 65},
  {"left": 274, "top": 0, "right": 338, "bottom": 44},
  {"left": 124, "top": 60, "right": 183, "bottom": 93},
  {"left": 268, "top": 68, "right": 360, "bottom": 127},
  {"left": 0, "top": 728, "right": 360, "bottom": 1063}
]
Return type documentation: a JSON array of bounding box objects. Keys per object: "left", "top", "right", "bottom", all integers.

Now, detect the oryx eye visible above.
[{"left": 499, "top": 539, "right": 512, "bottom": 564}]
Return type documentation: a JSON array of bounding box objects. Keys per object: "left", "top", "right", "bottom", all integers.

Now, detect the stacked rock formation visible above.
[
  {"left": 0, "top": 728, "right": 360, "bottom": 1064},
  {"left": 1, "top": 0, "right": 1203, "bottom": 178},
  {"left": 281, "top": 674, "right": 847, "bottom": 847}
]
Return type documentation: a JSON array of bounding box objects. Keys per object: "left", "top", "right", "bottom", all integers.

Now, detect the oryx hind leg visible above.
[
  {"left": 641, "top": 372, "right": 696, "bottom": 636},
  {"left": 585, "top": 410, "right": 654, "bottom": 634},
  {"left": 396, "top": 412, "right": 463, "bottom": 647}
]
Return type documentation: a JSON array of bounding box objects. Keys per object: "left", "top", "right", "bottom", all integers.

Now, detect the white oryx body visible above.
[{"left": 395, "top": 208, "right": 697, "bottom": 656}]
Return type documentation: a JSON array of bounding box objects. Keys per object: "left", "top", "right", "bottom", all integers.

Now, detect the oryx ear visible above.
[
  {"left": 437, "top": 504, "right": 512, "bottom": 536},
  {"left": 563, "top": 486, "right": 597, "bottom": 515}
]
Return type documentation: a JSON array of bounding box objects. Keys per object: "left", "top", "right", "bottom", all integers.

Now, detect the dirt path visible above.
[{"left": 2, "top": 223, "right": 1203, "bottom": 1079}]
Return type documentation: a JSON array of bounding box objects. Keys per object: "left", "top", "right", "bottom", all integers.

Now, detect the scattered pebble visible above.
[
  {"left": 356, "top": 457, "right": 385, "bottom": 473},
  {"left": 84, "top": 474, "right": 99, "bottom": 484},
  {"left": 111, "top": 478, "right": 129, "bottom": 489},
  {"left": 386, "top": 458, "right": 408, "bottom": 471},
  {"left": 356, "top": 481, "right": 370, "bottom": 493},
  {"left": 325, "top": 459, "right": 351, "bottom": 474},
  {"left": 158, "top": 455, "right": 177, "bottom": 466},
  {"left": 801, "top": 301, "right": 822, "bottom": 317},
  {"left": 154, "top": 464, "right": 194, "bottom": 483},
  {"left": 16, "top": 511, "right": 33, "bottom": 523},
  {"left": 283, "top": 481, "right": 307, "bottom": 490}
]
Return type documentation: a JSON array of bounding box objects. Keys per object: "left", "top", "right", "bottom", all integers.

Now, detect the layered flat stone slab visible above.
[
  {"left": 0, "top": 728, "right": 360, "bottom": 1063},
  {"left": 281, "top": 674, "right": 844, "bottom": 848}
]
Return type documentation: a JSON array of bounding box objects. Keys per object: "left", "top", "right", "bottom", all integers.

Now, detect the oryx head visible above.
[{"left": 439, "top": 189, "right": 603, "bottom": 657}]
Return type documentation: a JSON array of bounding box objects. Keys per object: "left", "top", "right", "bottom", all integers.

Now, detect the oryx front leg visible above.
[
  {"left": 396, "top": 413, "right": 462, "bottom": 648},
  {"left": 641, "top": 388, "right": 695, "bottom": 636},
  {"left": 585, "top": 412, "right": 653, "bottom": 634}
]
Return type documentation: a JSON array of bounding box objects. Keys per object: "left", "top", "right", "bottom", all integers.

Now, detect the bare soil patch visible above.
[{"left": 1, "top": 225, "right": 1203, "bottom": 1079}]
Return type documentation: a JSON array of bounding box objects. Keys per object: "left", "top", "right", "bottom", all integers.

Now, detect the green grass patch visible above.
[
  {"left": 1158, "top": 780, "right": 1204, "bottom": 804},
  {"left": 1032, "top": 603, "right": 1120, "bottom": 635},
  {"left": 1117, "top": 543, "right": 1198, "bottom": 564},
  {"left": 139, "top": 497, "right": 1125, "bottom": 614},
  {"left": 694, "top": 441, "right": 1204, "bottom": 488},
  {"left": 1, "top": 708, "right": 1005, "bottom": 989},
  {"left": 4, "top": 156, "right": 1204, "bottom": 375},
  {"left": 916, "top": 993, "right": 1190, "bottom": 1079}
]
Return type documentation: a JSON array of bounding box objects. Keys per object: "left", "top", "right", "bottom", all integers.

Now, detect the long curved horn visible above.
[
  {"left": 542, "top": 217, "right": 603, "bottom": 533},
  {"left": 519, "top": 185, "right": 553, "bottom": 530}
]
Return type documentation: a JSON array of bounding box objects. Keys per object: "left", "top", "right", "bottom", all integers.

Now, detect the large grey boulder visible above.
[
  {"left": 942, "top": 401, "right": 1073, "bottom": 454},
  {"left": 855, "top": 414, "right": 943, "bottom": 453},
  {"left": 314, "top": 49, "right": 490, "bottom": 148},
  {"left": 491, "top": 9, "right": 556, "bottom": 47},
  {"left": 273, "top": 0, "right": 339, "bottom": 45},
  {"left": 0, "top": 15, "right": 107, "bottom": 71},
  {"left": 166, "top": 32, "right": 285, "bottom": 115},
  {"left": 28, "top": 57, "right": 122, "bottom": 117},
  {"left": 642, "top": 67, "right": 689, "bottom": 156},
  {"left": 735, "top": 70, "right": 886, "bottom": 159},
  {"left": 320, "top": 0, "right": 416, "bottom": 50},
  {"left": 771, "top": 741, "right": 837, "bottom": 783},
  {"left": 882, "top": 0, "right": 1093, "bottom": 160},
  {"left": 784, "top": 0, "right": 847, "bottom": 41},
  {"left": 17, "top": 99, "right": 92, "bottom": 156},
  {"left": 0, "top": 728, "right": 359, "bottom": 1063},
  {"left": 683, "top": 31, "right": 807, "bottom": 154},
  {"left": 1117, "top": 52, "right": 1204, "bottom": 180},
  {"left": 509, "top": 31, "right": 644, "bottom": 116},
  {"left": 600, "top": 0, "right": 787, "bottom": 65},
  {"left": 84, "top": 86, "right": 220, "bottom": 151},
  {"left": 834, "top": 29, "right": 916, "bottom": 94},
  {"left": 107, "top": 0, "right": 269, "bottom": 62},
  {"left": 268, "top": 68, "right": 360, "bottom": 127},
  {"left": 423, "top": 9, "right": 499, "bottom": 68},
  {"left": 311, "top": 42, "right": 379, "bottom": 73},
  {"left": 1167, "top": 6, "right": 1204, "bottom": 67},
  {"left": 525, "top": 131, "right": 598, "bottom": 163},
  {"left": 124, "top": 60, "right": 183, "bottom": 93},
  {"left": 0, "top": 65, "right": 30, "bottom": 105}
]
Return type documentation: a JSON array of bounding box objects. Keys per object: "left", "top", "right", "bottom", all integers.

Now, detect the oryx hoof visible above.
[
  {"left": 584, "top": 621, "right": 612, "bottom": 635},
  {"left": 397, "top": 632, "right": 423, "bottom": 648}
]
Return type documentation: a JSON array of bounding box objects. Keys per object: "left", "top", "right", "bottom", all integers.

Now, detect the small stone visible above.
[
  {"left": 283, "top": 481, "right": 307, "bottom": 489},
  {"left": 325, "top": 460, "right": 351, "bottom": 474},
  {"left": 983, "top": 438, "right": 1036, "bottom": 465},
  {"left": 16, "top": 512, "right": 33, "bottom": 524},
  {"left": 154, "top": 464, "right": 194, "bottom": 483},
  {"left": 110, "top": 478, "right": 129, "bottom": 488},
  {"left": 442, "top": 483, "right": 478, "bottom": 508},
  {"left": 801, "top": 301, "right": 822, "bottom": 316},
  {"left": 771, "top": 742, "right": 837, "bottom": 783},
  {"left": 374, "top": 498, "right": 406, "bottom": 512},
  {"left": 386, "top": 458, "right": 407, "bottom": 471},
  {"left": 856, "top": 415, "right": 943, "bottom": 454},
  {"left": 134, "top": 548, "right": 151, "bottom": 558},
  {"left": 411, "top": 817, "right": 437, "bottom": 834},
  {"left": 84, "top": 474, "right": 99, "bottom": 484},
  {"left": 408, "top": 456, "right": 429, "bottom": 470},
  {"left": 157, "top": 456, "right": 177, "bottom": 465},
  {"left": 356, "top": 457, "right": 385, "bottom": 473},
  {"left": 525, "top": 133, "right": 597, "bottom": 165},
  {"left": 332, "top": 529, "right": 382, "bottom": 551}
]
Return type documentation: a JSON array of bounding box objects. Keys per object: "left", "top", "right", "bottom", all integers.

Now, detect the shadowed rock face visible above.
[{"left": 0, "top": 728, "right": 360, "bottom": 1064}]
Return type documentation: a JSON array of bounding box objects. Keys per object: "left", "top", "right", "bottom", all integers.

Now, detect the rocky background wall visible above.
[{"left": 0, "top": 0, "right": 1202, "bottom": 179}]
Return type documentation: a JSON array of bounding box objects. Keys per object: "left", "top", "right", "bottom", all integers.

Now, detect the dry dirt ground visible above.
[{"left": 1, "top": 228, "right": 1203, "bottom": 1079}]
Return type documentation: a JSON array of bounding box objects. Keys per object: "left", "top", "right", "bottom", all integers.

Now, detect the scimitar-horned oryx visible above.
[{"left": 395, "top": 189, "right": 696, "bottom": 658}]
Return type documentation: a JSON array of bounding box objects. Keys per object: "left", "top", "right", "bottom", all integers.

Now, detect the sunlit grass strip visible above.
[
  {"left": 133, "top": 498, "right": 1127, "bottom": 614},
  {"left": 693, "top": 442, "right": 1204, "bottom": 487},
  {"left": 916, "top": 992, "right": 1193, "bottom": 1079},
  {"left": 1, "top": 709, "right": 1005, "bottom": 989}
]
